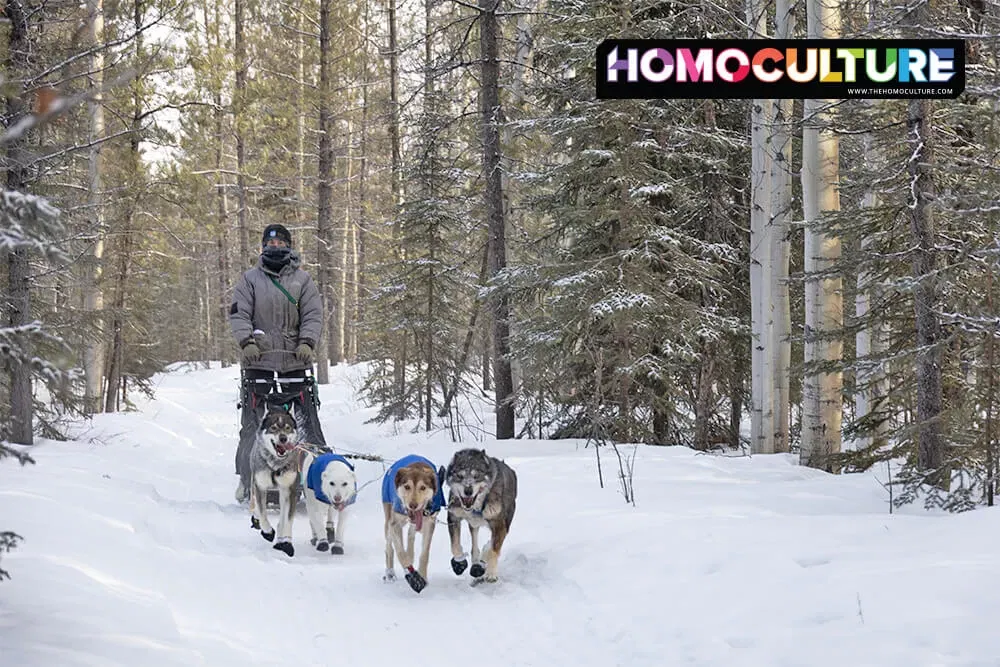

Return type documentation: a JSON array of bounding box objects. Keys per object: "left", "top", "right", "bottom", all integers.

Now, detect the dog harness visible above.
[
  {"left": 381, "top": 454, "right": 446, "bottom": 516},
  {"left": 304, "top": 453, "right": 358, "bottom": 506}
]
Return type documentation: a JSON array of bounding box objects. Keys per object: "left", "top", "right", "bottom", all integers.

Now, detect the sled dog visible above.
[
  {"left": 301, "top": 451, "right": 357, "bottom": 555},
  {"left": 248, "top": 404, "right": 302, "bottom": 557},
  {"left": 444, "top": 448, "right": 517, "bottom": 583},
  {"left": 381, "top": 454, "right": 447, "bottom": 593}
]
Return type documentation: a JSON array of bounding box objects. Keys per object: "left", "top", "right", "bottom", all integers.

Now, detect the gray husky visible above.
[
  {"left": 444, "top": 448, "right": 517, "bottom": 583},
  {"left": 248, "top": 404, "right": 302, "bottom": 557}
]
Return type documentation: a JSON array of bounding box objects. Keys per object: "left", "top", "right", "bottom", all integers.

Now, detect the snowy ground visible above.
[{"left": 2, "top": 363, "right": 999, "bottom": 666}]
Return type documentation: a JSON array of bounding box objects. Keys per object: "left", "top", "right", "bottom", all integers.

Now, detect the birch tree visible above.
[
  {"left": 746, "top": 0, "right": 774, "bottom": 454},
  {"left": 767, "top": 0, "right": 793, "bottom": 454},
  {"left": 82, "top": 0, "right": 107, "bottom": 415},
  {"left": 800, "top": 0, "right": 843, "bottom": 470}
]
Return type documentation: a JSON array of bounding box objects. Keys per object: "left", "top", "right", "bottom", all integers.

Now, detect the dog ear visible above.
[
  {"left": 437, "top": 465, "right": 447, "bottom": 490},
  {"left": 394, "top": 468, "right": 406, "bottom": 490}
]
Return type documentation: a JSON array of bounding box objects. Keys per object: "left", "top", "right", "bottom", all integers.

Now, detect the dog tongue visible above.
[{"left": 411, "top": 511, "right": 423, "bottom": 530}]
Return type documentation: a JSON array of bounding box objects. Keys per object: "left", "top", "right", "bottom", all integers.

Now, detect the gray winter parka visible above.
[{"left": 230, "top": 250, "right": 323, "bottom": 373}]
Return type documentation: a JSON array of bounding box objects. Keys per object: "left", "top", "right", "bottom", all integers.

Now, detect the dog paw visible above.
[
  {"left": 315, "top": 539, "right": 329, "bottom": 552},
  {"left": 273, "top": 541, "right": 294, "bottom": 557},
  {"left": 325, "top": 524, "right": 336, "bottom": 542},
  {"left": 250, "top": 516, "right": 260, "bottom": 530},
  {"left": 309, "top": 536, "right": 317, "bottom": 546},
  {"left": 484, "top": 573, "right": 498, "bottom": 583},
  {"left": 470, "top": 561, "right": 486, "bottom": 578},
  {"left": 451, "top": 557, "right": 468, "bottom": 575},
  {"left": 260, "top": 528, "right": 276, "bottom": 542},
  {"left": 330, "top": 544, "right": 344, "bottom": 555},
  {"left": 405, "top": 568, "right": 427, "bottom": 593},
  {"left": 383, "top": 569, "right": 397, "bottom": 582}
]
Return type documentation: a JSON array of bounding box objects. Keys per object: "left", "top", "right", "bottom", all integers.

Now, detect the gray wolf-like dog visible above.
[
  {"left": 445, "top": 448, "right": 517, "bottom": 583},
  {"left": 381, "top": 454, "right": 447, "bottom": 593},
  {"left": 248, "top": 404, "right": 301, "bottom": 556},
  {"left": 301, "top": 452, "right": 357, "bottom": 555}
]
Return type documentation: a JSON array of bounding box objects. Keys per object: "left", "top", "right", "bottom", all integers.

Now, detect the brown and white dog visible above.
[{"left": 381, "top": 454, "right": 447, "bottom": 593}]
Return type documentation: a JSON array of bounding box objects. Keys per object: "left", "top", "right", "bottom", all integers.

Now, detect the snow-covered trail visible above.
[{"left": 2, "top": 363, "right": 1000, "bottom": 666}]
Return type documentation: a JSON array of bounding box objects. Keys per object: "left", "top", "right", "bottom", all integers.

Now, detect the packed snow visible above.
[{"left": 2, "top": 362, "right": 999, "bottom": 666}]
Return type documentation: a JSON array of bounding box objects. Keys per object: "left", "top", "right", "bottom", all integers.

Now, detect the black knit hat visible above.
[{"left": 261, "top": 223, "right": 292, "bottom": 247}]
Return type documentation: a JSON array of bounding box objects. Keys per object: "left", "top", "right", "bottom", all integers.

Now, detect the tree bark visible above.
[
  {"left": 388, "top": 0, "right": 407, "bottom": 407},
  {"left": 905, "top": 0, "right": 944, "bottom": 487},
  {"left": 855, "top": 0, "right": 889, "bottom": 451},
  {"left": 82, "top": 0, "right": 106, "bottom": 415},
  {"left": 801, "top": 0, "right": 843, "bottom": 470},
  {"left": 768, "top": 0, "right": 793, "bottom": 454},
  {"left": 315, "top": 0, "right": 334, "bottom": 383},
  {"left": 354, "top": 0, "right": 371, "bottom": 361},
  {"left": 234, "top": 0, "right": 250, "bottom": 270},
  {"left": 105, "top": 0, "right": 146, "bottom": 412},
  {"left": 746, "top": 0, "right": 773, "bottom": 454},
  {"left": 480, "top": 0, "right": 514, "bottom": 439}
]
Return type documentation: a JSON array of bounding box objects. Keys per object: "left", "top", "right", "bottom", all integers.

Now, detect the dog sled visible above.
[{"left": 238, "top": 367, "right": 326, "bottom": 508}]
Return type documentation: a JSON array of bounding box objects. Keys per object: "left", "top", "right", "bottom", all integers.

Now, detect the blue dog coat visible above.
[
  {"left": 305, "top": 453, "right": 358, "bottom": 506},
  {"left": 381, "top": 454, "right": 446, "bottom": 515}
]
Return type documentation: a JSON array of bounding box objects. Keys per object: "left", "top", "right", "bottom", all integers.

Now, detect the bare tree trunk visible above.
[
  {"left": 388, "top": 0, "right": 406, "bottom": 407},
  {"left": 480, "top": 0, "right": 514, "bottom": 439},
  {"left": 354, "top": 0, "right": 371, "bottom": 361},
  {"left": 693, "top": 340, "right": 715, "bottom": 450},
  {"left": 423, "top": 0, "right": 436, "bottom": 432},
  {"left": 856, "top": 19, "right": 890, "bottom": 452},
  {"left": 333, "top": 118, "right": 351, "bottom": 366},
  {"left": 768, "top": 0, "right": 793, "bottom": 454},
  {"left": 315, "top": 0, "right": 334, "bottom": 384},
  {"left": 4, "top": 0, "right": 31, "bottom": 442},
  {"left": 207, "top": 0, "right": 231, "bottom": 368},
  {"left": 234, "top": 0, "right": 250, "bottom": 269},
  {"left": 82, "top": 0, "right": 106, "bottom": 415},
  {"left": 746, "top": 0, "right": 773, "bottom": 454},
  {"left": 801, "top": 0, "right": 843, "bottom": 470},
  {"left": 105, "top": 0, "right": 146, "bottom": 412},
  {"left": 905, "top": 0, "right": 944, "bottom": 488}
]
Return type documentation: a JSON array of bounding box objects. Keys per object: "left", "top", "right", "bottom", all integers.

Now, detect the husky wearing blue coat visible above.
[
  {"left": 301, "top": 451, "right": 358, "bottom": 555},
  {"left": 381, "top": 454, "right": 446, "bottom": 593}
]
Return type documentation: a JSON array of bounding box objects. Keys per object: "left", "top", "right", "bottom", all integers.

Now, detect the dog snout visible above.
[
  {"left": 278, "top": 434, "right": 288, "bottom": 444},
  {"left": 463, "top": 486, "right": 474, "bottom": 496},
  {"left": 408, "top": 501, "right": 419, "bottom": 510}
]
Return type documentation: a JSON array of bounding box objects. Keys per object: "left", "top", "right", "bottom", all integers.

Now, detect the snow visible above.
[{"left": 3, "top": 362, "right": 1000, "bottom": 666}]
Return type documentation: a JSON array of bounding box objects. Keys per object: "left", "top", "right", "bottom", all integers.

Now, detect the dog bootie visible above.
[
  {"left": 274, "top": 540, "right": 294, "bottom": 557},
  {"left": 315, "top": 539, "right": 329, "bottom": 552},
  {"left": 250, "top": 516, "right": 260, "bottom": 530},
  {"left": 451, "top": 556, "right": 468, "bottom": 575},
  {"left": 260, "top": 528, "right": 276, "bottom": 542},
  {"left": 470, "top": 561, "right": 486, "bottom": 578},
  {"left": 405, "top": 567, "right": 427, "bottom": 593},
  {"left": 330, "top": 541, "right": 344, "bottom": 555}
]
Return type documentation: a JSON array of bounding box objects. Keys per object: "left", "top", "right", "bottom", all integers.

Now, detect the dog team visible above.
[{"left": 247, "top": 403, "right": 518, "bottom": 594}]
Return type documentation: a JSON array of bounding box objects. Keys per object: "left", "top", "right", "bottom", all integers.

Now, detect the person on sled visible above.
[{"left": 230, "top": 223, "right": 327, "bottom": 504}]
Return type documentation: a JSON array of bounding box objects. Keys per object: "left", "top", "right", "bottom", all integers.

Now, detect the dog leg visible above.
[
  {"left": 330, "top": 508, "right": 346, "bottom": 555},
  {"left": 406, "top": 521, "right": 417, "bottom": 566},
  {"left": 272, "top": 485, "right": 294, "bottom": 557},
  {"left": 483, "top": 522, "right": 509, "bottom": 583},
  {"left": 468, "top": 523, "right": 486, "bottom": 577},
  {"left": 304, "top": 491, "right": 328, "bottom": 552},
  {"left": 417, "top": 514, "right": 437, "bottom": 580},
  {"left": 326, "top": 504, "right": 336, "bottom": 544},
  {"left": 448, "top": 512, "right": 468, "bottom": 575},
  {"left": 253, "top": 483, "right": 275, "bottom": 542},
  {"left": 383, "top": 504, "right": 397, "bottom": 581}
]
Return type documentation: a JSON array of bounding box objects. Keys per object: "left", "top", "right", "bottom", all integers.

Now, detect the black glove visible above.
[
  {"left": 295, "top": 343, "right": 314, "bottom": 364},
  {"left": 241, "top": 342, "right": 261, "bottom": 364}
]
